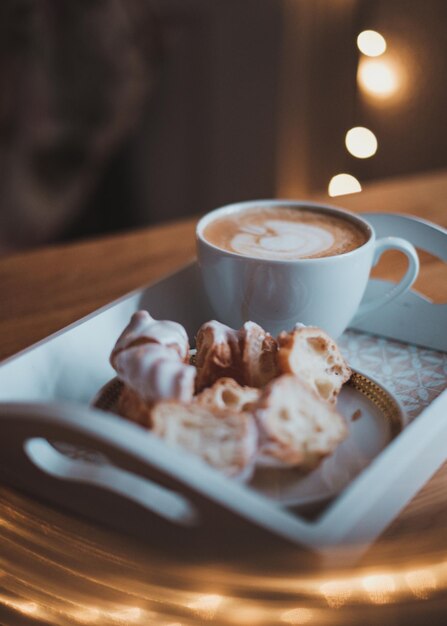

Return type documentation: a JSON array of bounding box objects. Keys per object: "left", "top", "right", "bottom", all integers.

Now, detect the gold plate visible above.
[
  {"left": 92, "top": 371, "right": 404, "bottom": 507},
  {"left": 346, "top": 370, "right": 403, "bottom": 438}
]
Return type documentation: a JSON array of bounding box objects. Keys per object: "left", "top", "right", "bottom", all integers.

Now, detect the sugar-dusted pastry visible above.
[
  {"left": 113, "top": 343, "right": 196, "bottom": 405},
  {"left": 195, "top": 377, "right": 261, "bottom": 412},
  {"left": 111, "top": 310, "right": 190, "bottom": 367},
  {"left": 151, "top": 402, "right": 258, "bottom": 480},
  {"left": 195, "top": 321, "right": 243, "bottom": 391},
  {"left": 195, "top": 320, "right": 278, "bottom": 391},
  {"left": 277, "top": 325, "right": 351, "bottom": 404},
  {"left": 254, "top": 374, "right": 347, "bottom": 469},
  {"left": 240, "top": 321, "right": 278, "bottom": 387}
]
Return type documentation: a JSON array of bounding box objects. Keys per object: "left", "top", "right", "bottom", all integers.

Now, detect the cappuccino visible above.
[{"left": 203, "top": 206, "right": 368, "bottom": 261}]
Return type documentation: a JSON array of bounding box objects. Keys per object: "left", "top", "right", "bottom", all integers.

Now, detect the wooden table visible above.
[{"left": 1, "top": 167, "right": 446, "bottom": 557}]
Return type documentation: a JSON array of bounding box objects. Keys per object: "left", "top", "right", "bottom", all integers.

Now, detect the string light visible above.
[
  {"left": 328, "top": 174, "right": 362, "bottom": 197},
  {"left": 357, "top": 57, "right": 399, "bottom": 98},
  {"left": 345, "top": 127, "right": 378, "bottom": 159},
  {"left": 357, "top": 30, "right": 387, "bottom": 57}
]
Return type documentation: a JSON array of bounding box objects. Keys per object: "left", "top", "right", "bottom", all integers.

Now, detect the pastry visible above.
[
  {"left": 151, "top": 401, "right": 258, "bottom": 480},
  {"left": 240, "top": 321, "right": 278, "bottom": 387},
  {"left": 254, "top": 374, "right": 347, "bottom": 468},
  {"left": 277, "top": 325, "right": 351, "bottom": 404},
  {"left": 195, "top": 320, "right": 278, "bottom": 390},
  {"left": 108, "top": 312, "right": 351, "bottom": 478},
  {"left": 113, "top": 343, "right": 196, "bottom": 408},
  {"left": 111, "top": 310, "right": 190, "bottom": 367},
  {"left": 195, "top": 377, "right": 261, "bottom": 412},
  {"left": 110, "top": 312, "right": 195, "bottom": 425},
  {"left": 195, "top": 321, "right": 243, "bottom": 390}
]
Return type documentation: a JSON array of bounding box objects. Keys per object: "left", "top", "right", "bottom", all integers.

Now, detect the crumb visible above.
[{"left": 351, "top": 409, "right": 362, "bottom": 421}]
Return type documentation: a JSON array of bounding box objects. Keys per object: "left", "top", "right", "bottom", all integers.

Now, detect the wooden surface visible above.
[{"left": 0, "top": 167, "right": 446, "bottom": 555}]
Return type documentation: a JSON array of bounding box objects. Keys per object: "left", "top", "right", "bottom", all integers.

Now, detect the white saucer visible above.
[
  {"left": 249, "top": 371, "right": 403, "bottom": 506},
  {"left": 92, "top": 371, "right": 403, "bottom": 509}
]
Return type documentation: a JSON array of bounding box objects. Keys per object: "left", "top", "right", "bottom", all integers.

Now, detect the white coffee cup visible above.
[{"left": 196, "top": 200, "right": 419, "bottom": 337}]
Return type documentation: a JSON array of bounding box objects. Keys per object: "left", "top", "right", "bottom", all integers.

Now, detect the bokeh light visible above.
[
  {"left": 362, "top": 574, "right": 396, "bottom": 604},
  {"left": 70, "top": 607, "right": 101, "bottom": 623},
  {"left": 405, "top": 569, "right": 437, "bottom": 599},
  {"left": 357, "top": 57, "right": 400, "bottom": 98},
  {"left": 357, "top": 30, "right": 387, "bottom": 57},
  {"left": 345, "top": 127, "right": 378, "bottom": 159},
  {"left": 188, "top": 594, "right": 222, "bottom": 619},
  {"left": 320, "top": 580, "right": 352, "bottom": 608},
  {"left": 328, "top": 174, "right": 362, "bottom": 197},
  {"left": 281, "top": 607, "right": 314, "bottom": 624}
]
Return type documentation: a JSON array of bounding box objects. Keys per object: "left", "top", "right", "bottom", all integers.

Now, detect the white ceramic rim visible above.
[{"left": 196, "top": 199, "right": 375, "bottom": 264}]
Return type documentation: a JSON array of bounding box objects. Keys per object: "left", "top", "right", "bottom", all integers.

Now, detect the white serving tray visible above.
[{"left": 0, "top": 260, "right": 446, "bottom": 565}]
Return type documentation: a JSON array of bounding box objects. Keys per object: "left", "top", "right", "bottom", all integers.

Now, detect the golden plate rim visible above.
[{"left": 92, "top": 370, "right": 405, "bottom": 451}]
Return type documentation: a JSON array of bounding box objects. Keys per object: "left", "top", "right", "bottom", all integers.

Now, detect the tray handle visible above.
[
  {"left": 0, "top": 401, "right": 315, "bottom": 553},
  {"left": 24, "top": 437, "right": 198, "bottom": 526},
  {"left": 0, "top": 402, "right": 214, "bottom": 540}
]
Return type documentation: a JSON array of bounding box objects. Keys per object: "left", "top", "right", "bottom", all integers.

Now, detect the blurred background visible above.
[{"left": 1, "top": 0, "right": 446, "bottom": 253}]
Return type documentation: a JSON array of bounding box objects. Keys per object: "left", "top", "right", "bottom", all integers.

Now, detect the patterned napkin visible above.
[{"left": 339, "top": 330, "right": 447, "bottom": 421}]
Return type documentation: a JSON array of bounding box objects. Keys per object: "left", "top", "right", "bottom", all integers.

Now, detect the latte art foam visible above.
[
  {"left": 231, "top": 220, "right": 335, "bottom": 260},
  {"left": 203, "top": 206, "right": 368, "bottom": 260}
]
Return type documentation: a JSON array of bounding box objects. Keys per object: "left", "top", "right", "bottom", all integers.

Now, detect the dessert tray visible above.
[{"left": 0, "top": 213, "right": 446, "bottom": 563}]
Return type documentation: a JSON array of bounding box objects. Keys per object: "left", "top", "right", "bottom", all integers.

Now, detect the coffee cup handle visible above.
[{"left": 352, "top": 236, "right": 420, "bottom": 321}]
